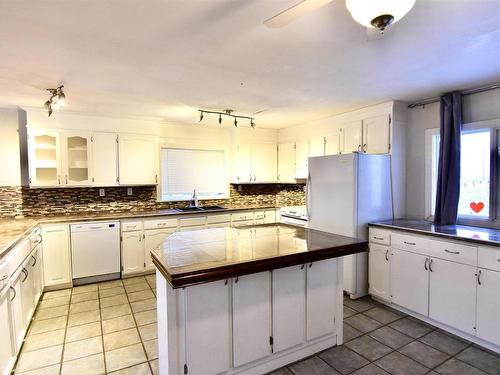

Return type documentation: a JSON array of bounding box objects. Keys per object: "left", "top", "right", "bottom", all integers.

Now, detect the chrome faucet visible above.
[{"left": 189, "top": 189, "right": 199, "bottom": 208}]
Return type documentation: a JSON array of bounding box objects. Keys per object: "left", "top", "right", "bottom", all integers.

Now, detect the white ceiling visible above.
[{"left": 1, "top": 0, "right": 500, "bottom": 128}]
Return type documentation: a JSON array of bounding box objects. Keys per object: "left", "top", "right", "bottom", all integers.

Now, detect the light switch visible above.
[
  {"left": 99, "top": 188, "right": 105, "bottom": 197},
  {"left": 127, "top": 187, "right": 133, "bottom": 196}
]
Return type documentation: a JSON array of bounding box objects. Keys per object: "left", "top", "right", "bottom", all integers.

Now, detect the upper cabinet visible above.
[
  {"left": 62, "top": 132, "right": 93, "bottom": 186},
  {"left": 118, "top": 135, "right": 157, "bottom": 185},
  {"left": 294, "top": 140, "right": 309, "bottom": 179},
  {"left": 341, "top": 115, "right": 391, "bottom": 155},
  {"left": 92, "top": 132, "right": 118, "bottom": 186},
  {"left": 233, "top": 143, "right": 278, "bottom": 183},
  {"left": 325, "top": 132, "right": 341, "bottom": 156},
  {"left": 28, "top": 129, "right": 62, "bottom": 187},
  {"left": 277, "top": 143, "right": 295, "bottom": 183},
  {"left": 341, "top": 121, "right": 363, "bottom": 154},
  {"left": 308, "top": 137, "right": 325, "bottom": 158}
]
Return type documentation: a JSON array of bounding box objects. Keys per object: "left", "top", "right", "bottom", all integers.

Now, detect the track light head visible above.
[
  {"left": 44, "top": 100, "right": 52, "bottom": 117},
  {"left": 219, "top": 113, "right": 222, "bottom": 125},
  {"left": 234, "top": 118, "right": 238, "bottom": 127},
  {"left": 44, "top": 85, "right": 65, "bottom": 117},
  {"left": 199, "top": 111, "right": 204, "bottom": 122},
  {"left": 250, "top": 119, "right": 255, "bottom": 128}
]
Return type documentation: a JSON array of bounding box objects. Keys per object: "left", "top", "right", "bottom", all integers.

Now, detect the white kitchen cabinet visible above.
[
  {"left": 92, "top": 132, "right": 118, "bottom": 186},
  {"left": 368, "top": 243, "right": 391, "bottom": 301},
  {"left": 28, "top": 129, "right": 62, "bottom": 187},
  {"left": 390, "top": 248, "right": 429, "bottom": 316},
  {"left": 233, "top": 272, "right": 271, "bottom": 367},
  {"left": 476, "top": 268, "right": 500, "bottom": 345},
  {"left": 30, "top": 246, "right": 43, "bottom": 304},
  {"left": 118, "top": 135, "right": 157, "bottom": 185},
  {"left": 264, "top": 210, "right": 276, "bottom": 224},
  {"left": 184, "top": 279, "right": 230, "bottom": 375},
  {"left": 41, "top": 225, "right": 71, "bottom": 287},
  {"left": 325, "top": 132, "right": 341, "bottom": 155},
  {"left": 10, "top": 268, "right": 25, "bottom": 352},
  {"left": 20, "top": 257, "right": 34, "bottom": 327},
  {"left": 306, "top": 259, "right": 337, "bottom": 341},
  {"left": 309, "top": 137, "right": 325, "bottom": 157},
  {"left": 62, "top": 132, "right": 93, "bottom": 186},
  {"left": 429, "top": 258, "right": 477, "bottom": 334},
  {"left": 234, "top": 143, "right": 253, "bottom": 183},
  {"left": 278, "top": 142, "right": 295, "bottom": 183},
  {"left": 341, "top": 121, "right": 363, "bottom": 154},
  {"left": 272, "top": 265, "right": 305, "bottom": 353},
  {"left": 143, "top": 229, "right": 175, "bottom": 271},
  {"left": 295, "top": 140, "right": 309, "bottom": 179},
  {"left": 0, "top": 284, "right": 15, "bottom": 375},
  {"left": 362, "top": 115, "right": 391, "bottom": 154},
  {"left": 122, "top": 231, "right": 144, "bottom": 275},
  {"left": 234, "top": 143, "right": 278, "bottom": 183}
]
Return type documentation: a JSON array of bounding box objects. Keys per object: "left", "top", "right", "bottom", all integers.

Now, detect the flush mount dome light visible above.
[{"left": 346, "top": 0, "right": 416, "bottom": 31}]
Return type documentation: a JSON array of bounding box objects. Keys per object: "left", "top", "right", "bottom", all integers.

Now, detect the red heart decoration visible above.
[{"left": 470, "top": 202, "right": 484, "bottom": 213}]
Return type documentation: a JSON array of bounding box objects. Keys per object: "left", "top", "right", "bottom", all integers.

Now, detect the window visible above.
[
  {"left": 160, "top": 148, "right": 228, "bottom": 201},
  {"left": 428, "top": 129, "right": 491, "bottom": 222}
]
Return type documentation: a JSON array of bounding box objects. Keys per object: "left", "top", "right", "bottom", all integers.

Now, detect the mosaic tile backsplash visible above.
[{"left": 0, "top": 184, "right": 305, "bottom": 218}]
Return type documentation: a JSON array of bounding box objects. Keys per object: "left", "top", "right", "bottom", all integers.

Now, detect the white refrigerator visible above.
[{"left": 307, "top": 153, "right": 393, "bottom": 299}]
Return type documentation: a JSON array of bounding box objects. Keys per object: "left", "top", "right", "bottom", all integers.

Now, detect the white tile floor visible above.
[{"left": 13, "top": 275, "right": 158, "bottom": 375}]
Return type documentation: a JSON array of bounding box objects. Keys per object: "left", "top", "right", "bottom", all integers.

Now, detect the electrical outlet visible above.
[
  {"left": 127, "top": 187, "right": 133, "bottom": 196},
  {"left": 238, "top": 185, "right": 243, "bottom": 193},
  {"left": 303, "top": 185, "right": 307, "bottom": 192},
  {"left": 99, "top": 188, "right": 105, "bottom": 197}
]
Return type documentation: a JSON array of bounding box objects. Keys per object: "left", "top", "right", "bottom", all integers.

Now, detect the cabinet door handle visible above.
[
  {"left": 477, "top": 270, "right": 482, "bottom": 285},
  {"left": 357, "top": 145, "right": 361, "bottom": 152},
  {"left": 363, "top": 144, "right": 367, "bottom": 152},
  {"left": 424, "top": 258, "right": 429, "bottom": 270},
  {"left": 32, "top": 255, "right": 37, "bottom": 267},
  {"left": 234, "top": 277, "right": 238, "bottom": 283},
  {"left": 22, "top": 268, "right": 29, "bottom": 282},
  {"left": 249, "top": 174, "right": 252, "bottom": 181},
  {"left": 0, "top": 275, "right": 7, "bottom": 281},
  {"left": 429, "top": 258, "right": 434, "bottom": 272},
  {"left": 385, "top": 250, "right": 389, "bottom": 261},
  {"left": 65, "top": 175, "right": 68, "bottom": 184},
  {"left": 403, "top": 241, "right": 416, "bottom": 246},
  {"left": 58, "top": 175, "right": 61, "bottom": 184},
  {"left": 373, "top": 236, "right": 384, "bottom": 241},
  {"left": 444, "top": 249, "right": 460, "bottom": 255},
  {"left": 10, "top": 286, "right": 16, "bottom": 301},
  {"left": 309, "top": 262, "right": 313, "bottom": 268},
  {"left": 300, "top": 264, "right": 305, "bottom": 270}
]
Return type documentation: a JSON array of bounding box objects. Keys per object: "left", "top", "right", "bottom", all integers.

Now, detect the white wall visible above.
[{"left": 0, "top": 107, "right": 27, "bottom": 186}]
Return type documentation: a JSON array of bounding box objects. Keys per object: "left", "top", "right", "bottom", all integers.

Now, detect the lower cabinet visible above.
[
  {"left": 390, "top": 248, "right": 429, "bottom": 316},
  {"left": 121, "top": 231, "right": 144, "bottom": 275},
  {"left": 306, "top": 258, "right": 337, "bottom": 341},
  {"left": 20, "top": 256, "right": 34, "bottom": 327},
  {"left": 233, "top": 272, "right": 272, "bottom": 367},
  {"left": 41, "top": 225, "right": 71, "bottom": 287},
  {"left": 429, "top": 258, "right": 477, "bottom": 335},
  {"left": 10, "top": 268, "right": 25, "bottom": 352},
  {"left": 143, "top": 229, "right": 175, "bottom": 271},
  {"left": 476, "top": 268, "right": 500, "bottom": 345},
  {"left": 31, "top": 246, "right": 43, "bottom": 304},
  {"left": 184, "top": 280, "right": 230, "bottom": 375},
  {"left": 272, "top": 265, "right": 305, "bottom": 353},
  {"left": 0, "top": 284, "right": 15, "bottom": 375},
  {"left": 368, "top": 243, "right": 390, "bottom": 301}
]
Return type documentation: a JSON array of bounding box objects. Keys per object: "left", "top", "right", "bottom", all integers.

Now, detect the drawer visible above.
[
  {"left": 207, "top": 214, "right": 231, "bottom": 224},
  {"left": 179, "top": 225, "right": 206, "bottom": 232},
  {"left": 392, "top": 232, "right": 430, "bottom": 253},
  {"left": 143, "top": 218, "right": 178, "bottom": 230},
  {"left": 122, "top": 221, "right": 143, "bottom": 232},
  {"left": 254, "top": 211, "right": 265, "bottom": 220},
  {"left": 369, "top": 228, "right": 391, "bottom": 246},
  {"left": 232, "top": 220, "right": 254, "bottom": 227},
  {"left": 478, "top": 246, "right": 500, "bottom": 272},
  {"left": 231, "top": 212, "right": 254, "bottom": 222},
  {"left": 428, "top": 239, "right": 477, "bottom": 266},
  {"left": 179, "top": 217, "right": 206, "bottom": 227}
]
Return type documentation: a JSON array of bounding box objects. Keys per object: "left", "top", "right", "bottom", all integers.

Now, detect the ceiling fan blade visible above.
[{"left": 264, "top": 0, "right": 334, "bottom": 28}]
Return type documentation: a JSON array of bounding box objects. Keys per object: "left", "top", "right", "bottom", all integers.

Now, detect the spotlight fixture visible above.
[
  {"left": 44, "top": 85, "right": 66, "bottom": 117},
  {"left": 197, "top": 109, "right": 256, "bottom": 128}
]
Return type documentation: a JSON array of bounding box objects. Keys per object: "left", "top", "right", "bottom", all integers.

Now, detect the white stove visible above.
[{"left": 279, "top": 205, "right": 308, "bottom": 227}]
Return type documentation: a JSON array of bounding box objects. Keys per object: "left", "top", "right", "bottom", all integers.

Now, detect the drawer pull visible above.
[
  {"left": 424, "top": 258, "right": 429, "bottom": 271},
  {"left": 0, "top": 275, "right": 8, "bottom": 281},
  {"left": 477, "top": 270, "right": 482, "bottom": 285},
  {"left": 429, "top": 258, "right": 434, "bottom": 272},
  {"left": 444, "top": 249, "right": 460, "bottom": 255},
  {"left": 385, "top": 250, "right": 389, "bottom": 261},
  {"left": 404, "top": 241, "right": 416, "bottom": 246},
  {"left": 373, "top": 236, "right": 384, "bottom": 241}
]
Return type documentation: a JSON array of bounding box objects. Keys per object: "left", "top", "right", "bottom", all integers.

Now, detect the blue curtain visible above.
[{"left": 434, "top": 92, "right": 462, "bottom": 225}]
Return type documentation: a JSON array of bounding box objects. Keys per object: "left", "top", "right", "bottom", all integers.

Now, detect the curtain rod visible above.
[{"left": 408, "top": 82, "right": 500, "bottom": 108}]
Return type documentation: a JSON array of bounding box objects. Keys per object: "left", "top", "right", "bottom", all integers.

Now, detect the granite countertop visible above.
[
  {"left": 370, "top": 219, "right": 500, "bottom": 247},
  {"left": 0, "top": 205, "right": 278, "bottom": 260},
  {"left": 151, "top": 223, "right": 368, "bottom": 288}
]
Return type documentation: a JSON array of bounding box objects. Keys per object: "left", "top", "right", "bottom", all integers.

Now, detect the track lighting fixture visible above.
[
  {"left": 44, "top": 85, "right": 66, "bottom": 117},
  {"left": 197, "top": 109, "right": 256, "bottom": 128}
]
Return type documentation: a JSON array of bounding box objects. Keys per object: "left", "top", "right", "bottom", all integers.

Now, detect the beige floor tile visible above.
[
  {"left": 23, "top": 329, "right": 65, "bottom": 352},
  {"left": 15, "top": 345, "right": 63, "bottom": 373},
  {"left": 65, "top": 321, "right": 102, "bottom": 343},
  {"left": 103, "top": 327, "right": 141, "bottom": 351},
  {"left": 134, "top": 309, "right": 157, "bottom": 326},
  {"left": 39, "top": 295, "right": 70, "bottom": 309},
  {"left": 108, "top": 362, "right": 152, "bottom": 375},
  {"left": 130, "top": 298, "right": 156, "bottom": 313},
  {"left": 101, "top": 304, "right": 132, "bottom": 320},
  {"left": 72, "top": 284, "right": 98, "bottom": 295},
  {"left": 127, "top": 290, "right": 155, "bottom": 303},
  {"left": 29, "top": 316, "right": 67, "bottom": 335},
  {"left": 124, "top": 281, "right": 150, "bottom": 293},
  {"left": 122, "top": 276, "right": 146, "bottom": 286},
  {"left": 144, "top": 339, "right": 158, "bottom": 360},
  {"left": 138, "top": 323, "right": 158, "bottom": 341},
  {"left": 106, "top": 343, "right": 147, "bottom": 372},
  {"left": 100, "top": 294, "right": 129, "bottom": 308},
  {"left": 35, "top": 305, "right": 69, "bottom": 320},
  {"left": 67, "top": 309, "right": 100, "bottom": 327},
  {"left": 63, "top": 336, "right": 103, "bottom": 362},
  {"left": 150, "top": 359, "right": 158, "bottom": 375},
  {"left": 98, "top": 279, "right": 123, "bottom": 290},
  {"left": 99, "top": 286, "right": 126, "bottom": 298},
  {"left": 103, "top": 314, "right": 136, "bottom": 334},
  {"left": 69, "top": 299, "right": 99, "bottom": 314},
  {"left": 70, "top": 291, "right": 98, "bottom": 304},
  {"left": 15, "top": 364, "right": 61, "bottom": 375},
  {"left": 61, "top": 353, "right": 104, "bottom": 375},
  {"left": 42, "top": 289, "right": 71, "bottom": 300}
]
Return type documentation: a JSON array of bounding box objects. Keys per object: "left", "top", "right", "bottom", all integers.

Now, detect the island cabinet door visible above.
[
  {"left": 368, "top": 244, "right": 391, "bottom": 301},
  {"left": 232, "top": 271, "right": 272, "bottom": 367},
  {"left": 121, "top": 232, "right": 144, "bottom": 275},
  {"left": 184, "top": 280, "right": 230, "bottom": 375},
  {"left": 306, "top": 258, "right": 337, "bottom": 341},
  {"left": 272, "top": 265, "right": 306, "bottom": 353}
]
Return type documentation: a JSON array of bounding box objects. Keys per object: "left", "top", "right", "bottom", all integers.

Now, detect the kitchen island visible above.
[{"left": 151, "top": 223, "right": 367, "bottom": 375}]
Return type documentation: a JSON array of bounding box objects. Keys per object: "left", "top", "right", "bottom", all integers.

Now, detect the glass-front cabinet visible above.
[
  {"left": 62, "top": 132, "right": 92, "bottom": 186},
  {"left": 28, "top": 129, "right": 62, "bottom": 187}
]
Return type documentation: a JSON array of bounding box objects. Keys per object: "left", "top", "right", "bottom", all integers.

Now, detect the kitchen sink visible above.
[
  {"left": 175, "top": 205, "right": 227, "bottom": 212},
  {"left": 199, "top": 205, "right": 226, "bottom": 211},
  {"left": 175, "top": 207, "right": 203, "bottom": 212}
]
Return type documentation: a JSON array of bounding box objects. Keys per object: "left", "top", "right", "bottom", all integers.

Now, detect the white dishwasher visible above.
[{"left": 71, "top": 222, "right": 121, "bottom": 284}]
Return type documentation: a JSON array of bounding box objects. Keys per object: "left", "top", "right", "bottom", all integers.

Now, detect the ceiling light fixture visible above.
[
  {"left": 197, "top": 109, "right": 256, "bottom": 128},
  {"left": 44, "top": 85, "right": 66, "bottom": 117},
  {"left": 346, "top": 0, "right": 416, "bottom": 32}
]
